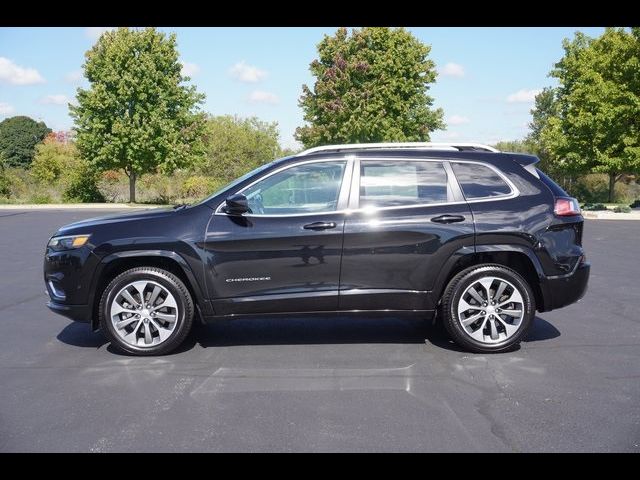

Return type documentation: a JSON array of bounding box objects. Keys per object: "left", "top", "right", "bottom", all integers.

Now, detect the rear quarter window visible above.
[
  {"left": 535, "top": 168, "right": 569, "bottom": 197},
  {"left": 451, "top": 162, "right": 512, "bottom": 199}
]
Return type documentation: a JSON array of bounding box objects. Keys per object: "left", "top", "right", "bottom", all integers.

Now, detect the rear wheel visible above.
[
  {"left": 99, "top": 267, "right": 194, "bottom": 356},
  {"left": 440, "top": 264, "right": 535, "bottom": 353}
]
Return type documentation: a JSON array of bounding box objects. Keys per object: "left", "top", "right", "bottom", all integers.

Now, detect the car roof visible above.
[{"left": 295, "top": 148, "right": 539, "bottom": 167}]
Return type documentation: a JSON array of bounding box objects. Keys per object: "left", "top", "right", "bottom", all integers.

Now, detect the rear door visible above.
[{"left": 339, "top": 157, "right": 475, "bottom": 311}]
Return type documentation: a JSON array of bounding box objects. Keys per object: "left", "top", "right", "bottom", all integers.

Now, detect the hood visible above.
[{"left": 56, "top": 206, "right": 179, "bottom": 235}]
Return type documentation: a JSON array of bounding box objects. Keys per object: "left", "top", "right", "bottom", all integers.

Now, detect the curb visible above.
[
  {"left": 0, "top": 203, "right": 167, "bottom": 210},
  {"left": 583, "top": 211, "right": 640, "bottom": 220}
]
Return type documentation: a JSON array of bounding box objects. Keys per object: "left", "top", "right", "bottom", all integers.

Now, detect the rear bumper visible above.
[
  {"left": 539, "top": 261, "right": 590, "bottom": 312},
  {"left": 46, "top": 300, "right": 91, "bottom": 323}
]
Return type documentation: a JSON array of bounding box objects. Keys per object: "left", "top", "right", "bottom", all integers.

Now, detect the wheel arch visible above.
[
  {"left": 90, "top": 250, "right": 209, "bottom": 331},
  {"left": 433, "top": 245, "right": 547, "bottom": 312}
]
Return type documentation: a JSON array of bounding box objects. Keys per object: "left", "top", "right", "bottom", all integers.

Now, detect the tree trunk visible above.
[
  {"left": 128, "top": 173, "right": 137, "bottom": 203},
  {"left": 608, "top": 172, "right": 616, "bottom": 203}
]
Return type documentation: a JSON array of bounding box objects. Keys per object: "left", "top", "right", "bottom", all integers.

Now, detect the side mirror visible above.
[{"left": 224, "top": 193, "right": 250, "bottom": 215}]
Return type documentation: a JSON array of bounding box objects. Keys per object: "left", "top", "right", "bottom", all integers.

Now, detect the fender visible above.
[
  {"left": 88, "top": 249, "right": 212, "bottom": 330},
  {"left": 431, "top": 244, "right": 547, "bottom": 305}
]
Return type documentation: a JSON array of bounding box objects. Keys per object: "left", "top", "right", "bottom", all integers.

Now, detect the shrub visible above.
[
  {"left": 0, "top": 172, "right": 10, "bottom": 197},
  {"left": 139, "top": 173, "right": 178, "bottom": 204},
  {"left": 63, "top": 165, "right": 104, "bottom": 203},
  {"left": 2, "top": 167, "right": 33, "bottom": 200},
  {"left": 31, "top": 138, "right": 103, "bottom": 203},
  {"left": 30, "top": 138, "right": 70, "bottom": 183},
  {"left": 582, "top": 203, "right": 608, "bottom": 211},
  {"left": 572, "top": 174, "right": 634, "bottom": 204},
  {"left": 28, "top": 192, "right": 53, "bottom": 204},
  {"left": 180, "top": 175, "right": 223, "bottom": 200},
  {"left": 614, "top": 205, "right": 631, "bottom": 213},
  {"left": 573, "top": 174, "right": 609, "bottom": 204},
  {"left": 97, "top": 170, "right": 128, "bottom": 203}
]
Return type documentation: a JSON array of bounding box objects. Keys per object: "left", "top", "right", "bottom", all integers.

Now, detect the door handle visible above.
[
  {"left": 303, "top": 222, "right": 337, "bottom": 230},
  {"left": 431, "top": 214, "right": 465, "bottom": 224}
]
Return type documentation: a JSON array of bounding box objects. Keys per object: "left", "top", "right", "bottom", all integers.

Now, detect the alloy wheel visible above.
[
  {"left": 109, "top": 280, "right": 179, "bottom": 347},
  {"left": 457, "top": 276, "right": 525, "bottom": 344}
]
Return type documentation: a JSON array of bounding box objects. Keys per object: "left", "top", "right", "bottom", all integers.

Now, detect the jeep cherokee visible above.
[{"left": 44, "top": 142, "right": 590, "bottom": 355}]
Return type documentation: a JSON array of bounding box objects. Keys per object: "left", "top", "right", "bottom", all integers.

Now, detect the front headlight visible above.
[{"left": 48, "top": 234, "right": 91, "bottom": 251}]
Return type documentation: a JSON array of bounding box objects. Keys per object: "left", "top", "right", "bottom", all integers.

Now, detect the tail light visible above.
[{"left": 554, "top": 197, "right": 581, "bottom": 217}]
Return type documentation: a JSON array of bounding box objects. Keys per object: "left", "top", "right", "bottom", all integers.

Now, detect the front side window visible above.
[
  {"left": 451, "top": 162, "right": 512, "bottom": 199},
  {"left": 359, "top": 160, "right": 449, "bottom": 208},
  {"left": 242, "top": 161, "right": 346, "bottom": 215}
]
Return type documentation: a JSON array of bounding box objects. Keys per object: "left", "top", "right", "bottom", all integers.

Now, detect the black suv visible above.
[{"left": 44, "top": 143, "right": 590, "bottom": 355}]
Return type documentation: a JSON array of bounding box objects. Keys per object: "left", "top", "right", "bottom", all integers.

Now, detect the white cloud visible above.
[
  {"left": 0, "top": 102, "right": 15, "bottom": 116},
  {"left": 180, "top": 61, "right": 200, "bottom": 77},
  {"left": 40, "top": 94, "right": 70, "bottom": 106},
  {"left": 439, "top": 62, "right": 465, "bottom": 78},
  {"left": 507, "top": 88, "right": 541, "bottom": 103},
  {"left": 0, "top": 57, "right": 45, "bottom": 85},
  {"left": 229, "top": 61, "right": 267, "bottom": 83},
  {"left": 85, "top": 27, "right": 114, "bottom": 41},
  {"left": 248, "top": 90, "right": 279, "bottom": 104},
  {"left": 447, "top": 115, "right": 470, "bottom": 125},
  {"left": 65, "top": 70, "right": 83, "bottom": 83}
]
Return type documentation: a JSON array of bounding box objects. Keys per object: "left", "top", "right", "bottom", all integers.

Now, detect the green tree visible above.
[
  {"left": 526, "top": 87, "right": 564, "bottom": 176},
  {"left": 70, "top": 27, "right": 206, "bottom": 202},
  {"left": 295, "top": 27, "right": 444, "bottom": 148},
  {"left": 493, "top": 140, "right": 533, "bottom": 154},
  {"left": 200, "top": 115, "right": 283, "bottom": 183},
  {"left": 544, "top": 28, "right": 640, "bottom": 202},
  {"left": 0, "top": 116, "right": 51, "bottom": 168}
]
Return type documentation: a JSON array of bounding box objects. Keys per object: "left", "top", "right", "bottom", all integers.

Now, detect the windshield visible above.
[{"left": 192, "top": 157, "right": 291, "bottom": 207}]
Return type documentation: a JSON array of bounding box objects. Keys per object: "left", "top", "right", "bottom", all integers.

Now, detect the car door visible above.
[
  {"left": 339, "top": 156, "right": 475, "bottom": 311},
  {"left": 203, "top": 158, "right": 353, "bottom": 315}
]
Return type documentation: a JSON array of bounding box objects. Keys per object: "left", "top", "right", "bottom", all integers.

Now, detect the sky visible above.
[{"left": 0, "top": 26, "right": 606, "bottom": 150}]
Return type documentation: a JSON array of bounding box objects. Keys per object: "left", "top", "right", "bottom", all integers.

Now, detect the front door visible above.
[
  {"left": 339, "top": 157, "right": 475, "bottom": 311},
  {"left": 203, "top": 159, "right": 353, "bottom": 315}
]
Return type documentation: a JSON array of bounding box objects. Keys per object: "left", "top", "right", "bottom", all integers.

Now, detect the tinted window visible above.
[
  {"left": 451, "top": 162, "right": 512, "bottom": 199},
  {"left": 242, "top": 161, "right": 346, "bottom": 215},
  {"left": 359, "top": 160, "right": 448, "bottom": 208}
]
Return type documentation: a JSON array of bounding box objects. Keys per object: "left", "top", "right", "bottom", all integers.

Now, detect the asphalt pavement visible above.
[{"left": 0, "top": 209, "right": 638, "bottom": 452}]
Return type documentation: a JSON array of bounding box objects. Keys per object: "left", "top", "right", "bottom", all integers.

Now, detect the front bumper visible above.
[
  {"left": 539, "top": 261, "right": 590, "bottom": 312},
  {"left": 46, "top": 300, "right": 91, "bottom": 323}
]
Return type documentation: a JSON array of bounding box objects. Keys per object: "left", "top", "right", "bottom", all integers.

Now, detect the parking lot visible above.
[{"left": 0, "top": 208, "right": 638, "bottom": 452}]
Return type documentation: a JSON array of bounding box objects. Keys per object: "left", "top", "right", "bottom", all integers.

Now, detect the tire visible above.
[
  {"left": 99, "top": 267, "right": 194, "bottom": 356},
  {"left": 439, "top": 264, "right": 535, "bottom": 353}
]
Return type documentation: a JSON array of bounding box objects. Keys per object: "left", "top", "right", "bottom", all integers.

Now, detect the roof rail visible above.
[{"left": 298, "top": 142, "right": 500, "bottom": 156}]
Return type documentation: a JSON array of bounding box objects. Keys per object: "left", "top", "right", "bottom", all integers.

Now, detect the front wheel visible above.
[
  {"left": 439, "top": 264, "right": 536, "bottom": 353},
  {"left": 99, "top": 267, "right": 194, "bottom": 356}
]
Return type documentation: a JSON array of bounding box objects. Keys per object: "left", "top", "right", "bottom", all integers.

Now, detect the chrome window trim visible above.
[
  {"left": 214, "top": 155, "right": 520, "bottom": 217},
  {"left": 346, "top": 156, "right": 520, "bottom": 213},
  {"left": 214, "top": 157, "right": 355, "bottom": 218}
]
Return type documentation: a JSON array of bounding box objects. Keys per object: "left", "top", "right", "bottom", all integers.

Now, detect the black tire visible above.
[
  {"left": 99, "top": 267, "right": 194, "bottom": 356},
  {"left": 439, "top": 264, "right": 535, "bottom": 353}
]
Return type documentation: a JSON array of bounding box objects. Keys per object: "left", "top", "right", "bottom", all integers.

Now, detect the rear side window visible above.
[
  {"left": 451, "top": 162, "right": 512, "bottom": 199},
  {"left": 536, "top": 168, "right": 568, "bottom": 197},
  {"left": 359, "top": 160, "right": 449, "bottom": 208}
]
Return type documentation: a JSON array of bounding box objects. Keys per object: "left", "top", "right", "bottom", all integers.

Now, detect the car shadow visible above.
[
  {"left": 522, "top": 316, "right": 561, "bottom": 343},
  {"left": 56, "top": 315, "right": 561, "bottom": 354},
  {"left": 56, "top": 322, "right": 108, "bottom": 348},
  {"left": 196, "top": 314, "right": 430, "bottom": 348}
]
